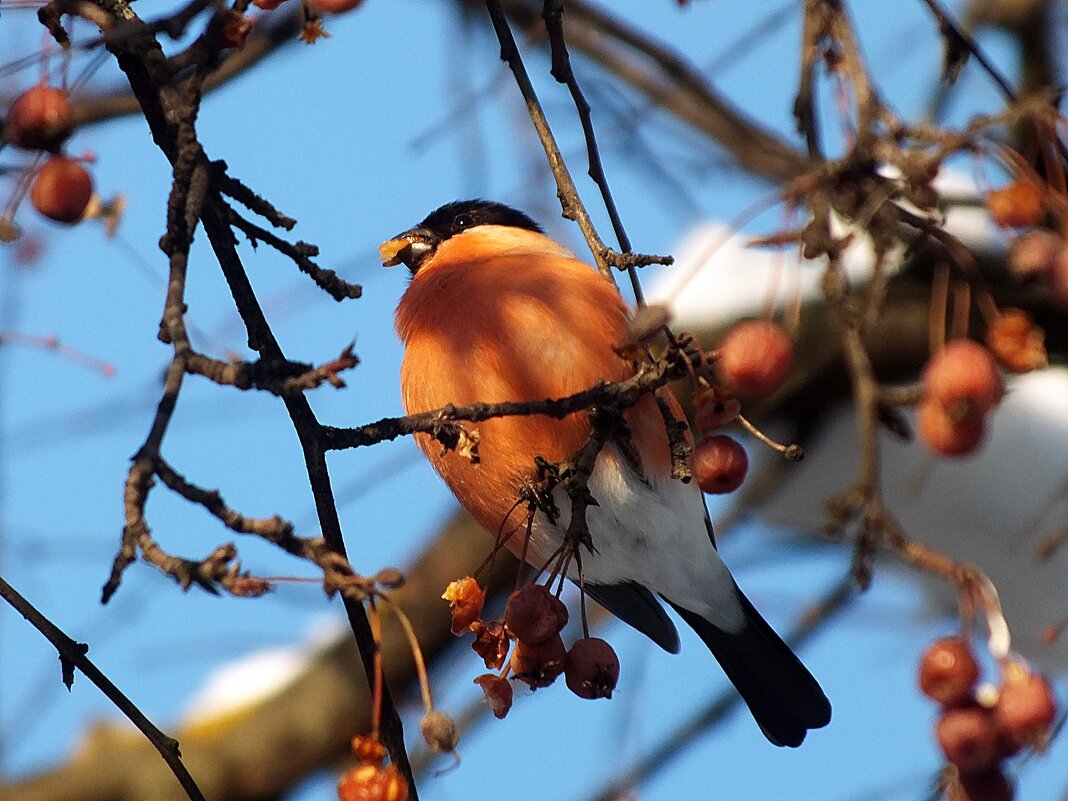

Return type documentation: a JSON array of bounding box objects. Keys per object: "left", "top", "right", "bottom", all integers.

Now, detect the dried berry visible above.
[
  {"left": 474, "top": 674, "right": 514, "bottom": 719},
  {"left": 987, "top": 180, "right": 1046, "bottom": 228},
  {"left": 565, "top": 638, "right": 620, "bottom": 700},
  {"left": 994, "top": 666, "right": 1056, "bottom": 748},
  {"left": 985, "top": 309, "right": 1046, "bottom": 373},
  {"left": 715, "top": 320, "right": 794, "bottom": 399},
  {"left": 691, "top": 435, "right": 748, "bottom": 494},
  {"left": 30, "top": 155, "right": 93, "bottom": 224},
  {"left": 919, "top": 637, "right": 980, "bottom": 707},
  {"left": 6, "top": 84, "right": 74, "bottom": 151},
  {"left": 419, "top": 709, "right": 459, "bottom": 753},
  {"left": 510, "top": 634, "right": 566, "bottom": 689},
  {"left": 936, "top": 706, "right": 1001, "bottom": 774},
  {"left": 442, "top": 576, "right": 484, "bottom": 635},
  {"left": 469, "top": 620, "right": 510, "bottom": 670},
  {"left": 504, "top": 583, "right": 568, "bottom": 645},
  {"left": 337, "top": 763, "right": 408, "bottom": 801}
]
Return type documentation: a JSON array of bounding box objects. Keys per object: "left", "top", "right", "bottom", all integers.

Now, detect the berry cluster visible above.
[
  {"left": 4, "top": 84, "right": 95, "bottom": 229},
  {"left": 919, "top": 637, "right": 1057, "bottom": 801},
  {"left": 442, "top": 577, "right": 621, "bottom": 718},
  {"left": 689, "top": 319, "right": 796, "bottom": 495},
  {"left": 990, "top": 179, "right": 1068, "bottom": 305}
]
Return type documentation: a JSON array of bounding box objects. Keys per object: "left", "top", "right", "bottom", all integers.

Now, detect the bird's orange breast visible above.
[{"left": 396, "top": 227, "right": 673, "bottom": 543}]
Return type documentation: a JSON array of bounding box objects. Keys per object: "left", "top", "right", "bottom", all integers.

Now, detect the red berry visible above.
[
  {"left": 987, "top": 180, "right": 1046, "bottom": 228},
  {"left": 994, "top": 668, "right": 1057, "bottom": 748},
  {"left": 307, "top": 0, "right": 364, "bottom": 11},
  {"left": 715, "top": 320, "right": 793, "bottom": 399},
  {"left": 473, "top": 674, "right": 514, "bottom": 719},
  {"left": 691, "top": 435, "right": 748, "bottom": 494},
  {"left": 6, "top": 84, "right": 74, "bottom": 151},
  {"left": 30, "top": 155, "right": 93, "bottom": 224},
  {"left": 504, "top": 584, "right": 568, "bottom": 645},
  {"left": 565, "top": 637, "right": 620, "bottom": 699},
  {"left": 958, "top": 769, "right": 1014, "bottom": 801},
  {"left": 510, "top": 634, "right": 566, "bottom": 689},
  {"left": 253, "top": 0, "right": 287, "bottom": 8},
  {"left": 919, "top": 637, "right": 980, "bottom": 707},
  {"left": 694, "top": 395, "right": 741, "bottom": 432},
  {"left": 936, "top": 706, "right": 1002, "bottom": 774},
  {"left": 923, "top": 340, "right": 1003, "bottom": 418},
  {"left": 916, "top": 400, "right": 985, "bottom": 457}
]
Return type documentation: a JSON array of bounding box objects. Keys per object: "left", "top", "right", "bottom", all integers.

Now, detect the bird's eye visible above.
[{"left": 454, "top": 214, "right": 473, "bottom": 230}]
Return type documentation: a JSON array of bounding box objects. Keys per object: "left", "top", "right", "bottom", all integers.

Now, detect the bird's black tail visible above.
[{"left": 666, "top": 590, "right": 831, "bottom": 747}]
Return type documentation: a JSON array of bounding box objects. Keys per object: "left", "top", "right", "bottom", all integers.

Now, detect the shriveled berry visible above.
[
  {"left": 936, "top": 706, "right": 1002, "bottom": 774},
  {"left": 987, "top": 180, "right": 1046, "bottom": 228},
  {"left": 30, "top": 156, "right": 93, "bottom": 224},
  {"left": 510, "top": 634, "right": 566, "bottom": 688},
  {"left": 469, "top": 620, "right": 509, "bottom": 670},
  {"left": 442, "top": 576, "right": 484, "bottom": 635},
  {"left": 337, "top": 763, "right": 408, "bottom": 801},
  {"left": 916, "top": 400, "right": 985, "bottom": 457},
  {"left": 715, "top": 320, "right": 794, "bottom": 399},
  {"left": 995, "top": 667, "right": 1057, "bottom": 748},
  {"left": 957, "top": 769, "right": 1014, "bottom": 801},
  {"left": 349, "top": 734, "right": 386, "bottom": 765},
  {"left": 504, "top": 583, "right": 568, "bottom": 644},
  {"left": 923, "top": 340, "right": 1003, "bottom": 418},
  {"left": 691, "top": 435, "right": 748, "bottom": 494},
  {"left": 985, "top": 309, "right": 1046, "bottom": 373},
  {"left": 419, "top": 709, "right": 458, "bottom": 753},
  {"left": 565, "top": 637, "right": 620, "bottom": 699},
  {"left": 694, "top": 395, "right": 741, "bottom": 432},
  {"left": 474, "top": 674, "right": 513, "bottom": 719},
  {"left": 919, "top": 637, "right": 980, "bottom": 707},
  {"left": 6, "top": 84, "right": 74, "bottom": 151}
]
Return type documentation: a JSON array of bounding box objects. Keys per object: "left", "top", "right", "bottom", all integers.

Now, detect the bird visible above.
[{"left": 382, "top": 199, "right": 831, "bottom": 746}]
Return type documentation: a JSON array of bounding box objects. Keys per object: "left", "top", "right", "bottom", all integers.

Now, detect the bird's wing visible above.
[{"left": 584, "top": 581, "right": 681, "bottom": 653}]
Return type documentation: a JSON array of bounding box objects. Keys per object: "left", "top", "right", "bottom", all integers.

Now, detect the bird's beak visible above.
[{"left": 379, "top": 227, "right": 439, "bottom": 273}]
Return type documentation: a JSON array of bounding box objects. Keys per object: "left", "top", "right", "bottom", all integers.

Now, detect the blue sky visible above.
[{"left": 1, "top": 2, "right": 1065, "bottom": 800}]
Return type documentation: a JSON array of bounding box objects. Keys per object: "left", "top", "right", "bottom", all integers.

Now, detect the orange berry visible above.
[
  {"left": 504, "top": 584, "right": 568, "bottom": 645},
  {"left": 510, "top": 634, "right": 566, "bottom": 689},
  {"left": 1008, "top": 230, "right": 1059, "bottom": 280},
  {"left": 923, "top": 341, "right": 1003, "bottom": 419},
  {"left": 994, "top": 667, "right": 1056, "bottom": 748},
  {"left": 916, "top": 400, "right": 985, "bottom": 457},
  {"left": 6, "top": 84, "right": 74, "bottom": 151},
  {"left": 442, "top": 576, "right": 485, "bottom": 635},
  {"left": 919, "top": 637, "right": 980, "bottom": 707},
  {"left": 691, "top": 435, "right": 748, "bottom": 494},
  {"left": 985, "top": 309, "right": 1046, "bottom": 373},
  {"left": 987, "top": 180, "right": 1046, "bottom": 228},
  {"left": 715, "top": 320, "right": 794, "bottom": 399},
  {"left": 349, "top": 734, "right": 386, "bottom": 765},
  {"left": 337, "top": 763, "right": 408, "bottom": 801},
  {"left": 30, "top": 155, "right": 93, "bottom": 224},
  {"left": 564, "top": 637, "right": 620, "bottom": 699}
]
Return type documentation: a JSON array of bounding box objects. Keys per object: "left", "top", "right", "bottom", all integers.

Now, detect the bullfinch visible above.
[{"left": 383, "top": 199, "right": 831, "bottom": 746}]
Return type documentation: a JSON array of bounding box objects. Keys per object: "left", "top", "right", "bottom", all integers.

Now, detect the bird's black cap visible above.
[{"left": 416, "top": 199, "right": 542, "bottom": 241}]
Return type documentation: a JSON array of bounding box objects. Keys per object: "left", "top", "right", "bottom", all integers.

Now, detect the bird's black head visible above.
[
  {"left": 382, "top": 200, "right": 543, "bottom": 274},
  {"left": 416, "top": 199, "right": 542, "bottom": 241}
]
